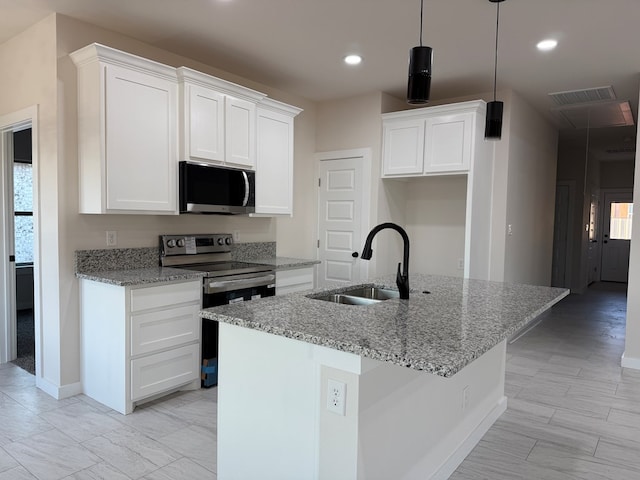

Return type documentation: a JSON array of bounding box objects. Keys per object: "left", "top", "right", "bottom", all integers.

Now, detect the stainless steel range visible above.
[{"left": 160, "top": 233, "right": 276, "bottom": 386}]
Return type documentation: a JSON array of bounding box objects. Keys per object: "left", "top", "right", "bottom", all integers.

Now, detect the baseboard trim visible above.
[
  {"left": 621, "top": 352, "right": 640, "bottom": 370},
  {"left": 431, "top": 396, "right": 508, "bottom": 480},
  {"left": 36, "top": 377, "right": 82, "bottom": 400}
]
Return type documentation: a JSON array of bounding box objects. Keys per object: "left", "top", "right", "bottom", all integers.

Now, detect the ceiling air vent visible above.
[{"left": 549, "top": 86, "right": 616, "bottom": 107}]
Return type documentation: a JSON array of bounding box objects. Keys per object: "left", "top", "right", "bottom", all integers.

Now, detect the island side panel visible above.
[
  {"left": 217, "top": 323, "right": 346, "bottom": 479},
  {"left": 356, "top": 340, "right": 507, "bottom": 480}
]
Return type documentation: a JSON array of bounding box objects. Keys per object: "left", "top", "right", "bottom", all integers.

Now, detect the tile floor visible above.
[
  {"left": 451, "top": 281, "right": 640, "bottom": 480},
  {"left": 0, "top": 281, "right": 638, "bottom": 479},
  {"left": 0, "top": 369, "right": 217, "bottom": 479}
]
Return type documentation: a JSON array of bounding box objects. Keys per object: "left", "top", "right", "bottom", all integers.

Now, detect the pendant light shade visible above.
[
  {"left": 407, "top": 0, "right": 432, "bottom": 104},
  {"left": 407, "top": 46, "right": 432, "bottom": 104},
  {"left": 485, "top": 0, "right": 505, "bottom": 140},
  {"left": 485, "top": 100, "right": 504, "bottom": 139}
]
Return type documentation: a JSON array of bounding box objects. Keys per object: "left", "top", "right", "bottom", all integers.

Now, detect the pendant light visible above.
[
  {"left": 407, "top": 0, "right": 432, "bottom": 104},
  {"left": 485, "top": 0, "right": 505, "bottom": 139}
]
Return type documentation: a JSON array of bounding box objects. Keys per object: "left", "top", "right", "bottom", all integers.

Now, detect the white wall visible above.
[
  {"left": 405, "top": 176, "right": 467, "bottom": 277},
  {"left": 502, "top": 92, "right": 559, "bottom": 285},
  {"left": 0, "top": 15, "right": 62, "bottom": 388},
  {"left": 600, "top": 160, "right": 635, "bottom": 189},
  {"left": 315, "top": 92, "right": 398, "bottom": 278},
  {"left": 623, "top": 90, "right": 640, "bottom": 368}
]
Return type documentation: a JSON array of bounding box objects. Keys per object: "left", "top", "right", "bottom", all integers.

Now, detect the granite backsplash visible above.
[{"left": 75, "top": 242, "right": 277, "bottom": 273}]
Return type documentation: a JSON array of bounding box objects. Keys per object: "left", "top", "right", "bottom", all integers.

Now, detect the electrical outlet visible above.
[
  {"left": 327, "top": 379, "right": 346, "bottom": 416},
  {"left": 457, "top": 258, "right": 464, "bottom": 270},
  {"left": 233, "top": 230, "right": 240, "bottom": 242},
  {"left": 462, "top": 386, "right": 470, "bottom": 411},
  {"left": 106, "top": 230, "right": 117, "bottom": 246},
  {"left": 507, "top": 224, "right": 513, "bottom": 236}
]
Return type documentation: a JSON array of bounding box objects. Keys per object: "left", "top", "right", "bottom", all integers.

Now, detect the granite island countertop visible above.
[{"left": 201, "top": 274, "right": 569, "bottom": 377}]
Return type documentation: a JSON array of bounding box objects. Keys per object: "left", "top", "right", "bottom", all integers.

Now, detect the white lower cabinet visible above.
[
  {"left": 276, "top": 267, "right": 314, "bottom": 295},
  {"left": 80, "top": 279, "right": 202, "bottom": 414}
]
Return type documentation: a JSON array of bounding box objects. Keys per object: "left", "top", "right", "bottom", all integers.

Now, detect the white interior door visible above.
[
  {"left": 316, "top": 151, "right": 370, "bottom": 287},
  {"left": 601, "top": 191, "right": 633, "bottom": 282},
  {"left": 0, "top": 127, "right": 17, "bottom": 363}
]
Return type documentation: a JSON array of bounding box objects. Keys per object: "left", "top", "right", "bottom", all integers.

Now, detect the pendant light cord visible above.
[
  {"left": 419, "top": 0, "right": 424, "bottom": 46},
  {"left": 493, "top": 2, "right": 500, "bottom": 101}
]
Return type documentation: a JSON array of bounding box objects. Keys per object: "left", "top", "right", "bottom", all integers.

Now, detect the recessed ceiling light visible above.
[
  {"left": 537, "top": 39, "right": 558, "bottom": 51},
  {"left": 344, "top": 54, "right": 362, "bottom": 65}
]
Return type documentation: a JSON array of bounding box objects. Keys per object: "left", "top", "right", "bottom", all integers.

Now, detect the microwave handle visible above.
[{"left": 242, "top": 171, "right": 250, "bottom": 207}]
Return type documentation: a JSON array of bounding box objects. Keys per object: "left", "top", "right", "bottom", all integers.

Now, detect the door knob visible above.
[{"left": 352, "top": 252, "right": 359, "bottom": 258}]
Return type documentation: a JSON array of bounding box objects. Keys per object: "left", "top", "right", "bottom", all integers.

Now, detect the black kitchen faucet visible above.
[{"left": 361, "top": 222, "right": 410, "bottom": 299}]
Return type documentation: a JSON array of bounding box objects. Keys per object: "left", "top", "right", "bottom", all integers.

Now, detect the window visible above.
[
  {"left": 609, "top": 202, "right": 633, "bottom": 240},
  {"left": 13, "top": 129, "right": 33, "bottom": 265}
]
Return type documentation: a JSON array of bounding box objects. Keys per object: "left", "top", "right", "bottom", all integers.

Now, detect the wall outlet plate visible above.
[
  {"left": 106, "top": 230, "right": 117, "bottom": 247},
  {"left": 327, "top": 379, "right": 346, "bottom": 416}
]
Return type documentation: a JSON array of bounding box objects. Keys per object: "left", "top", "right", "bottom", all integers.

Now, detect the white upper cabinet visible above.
[
  {"left": 254, "top": 99, "right": 302, "bottom": 216},
  {"left": 382, "top": 100, "right": 484, "bottom": 178},
  {"left": 177, "top": 67, "right": 265, "bottom": 169},
  {"left": 70, "top": 43, "right": 179, "bottom": 214},
  {"left": 424, "top": 111, "right": 473, "bottom": 173},
  {"left": 382, "top": 118, "right": 425, "bottom": 176},
  {"left": 185, "top": 84, "right": 225, "bottom": 162}
]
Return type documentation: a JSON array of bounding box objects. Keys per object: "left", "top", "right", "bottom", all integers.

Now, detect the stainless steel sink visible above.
[
  {"left": 339, "top": 286, "right": 399, "bottom": 300},
  {"left": 315, "top": 294, "right": 381, "bottom": 306},
  {"left": 307, "top": 285, "right": 399, "bottom": 306}
]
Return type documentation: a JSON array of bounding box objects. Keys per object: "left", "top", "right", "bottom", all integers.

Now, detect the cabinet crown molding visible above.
[
  {"left": 177, "top": 66, "right": 266, "bottom": 103},
  {"left": 258, "top": 97, "right": 303, "bottom": 117},
  {"left": 382, "top": 99, "right": 487, "bottom": 121},
  {"left": 69, "top": 43, "right": 178, "bottom": 82}
]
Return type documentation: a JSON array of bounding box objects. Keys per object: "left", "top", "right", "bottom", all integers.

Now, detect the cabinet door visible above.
[
  {"left": 105, "top": 64, "right": 177, "bottom": 212},
  {"left": 255, "top": 108, "right": 294, "bottom": 215},
  {"left": 225, "top": 97, "right": 256, "bottom": 168},
  {"left": 424, "top": 112, "right": 472, "bottom": 174},
  {"left": 382, "top": 119, "right": 425, "bottom": 176},
  {"left": 187, "top": 84, "right": 225, "bottom": 162}
]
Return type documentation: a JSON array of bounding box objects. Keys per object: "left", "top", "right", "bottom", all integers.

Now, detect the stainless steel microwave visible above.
[{"left": 179, "top": 161, "right": 256, "bottom": 214}]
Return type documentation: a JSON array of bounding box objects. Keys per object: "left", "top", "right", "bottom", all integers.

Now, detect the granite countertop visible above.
[
  {"left": 251, "top": 256, "right": 320, "bottom": 270},
  {"left": 200, "top": 274, "right": 569, "bottom": 378},
  {"left": 76, "top": 267, "right": 205, "bottom": 286},
  {"left": 76, "top": 257, "right": 318, "bottom": 285}
]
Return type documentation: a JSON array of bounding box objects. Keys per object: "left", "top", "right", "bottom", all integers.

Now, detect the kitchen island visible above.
[{"left": 201, "top": 274, "right": 568, "bottom": 480}]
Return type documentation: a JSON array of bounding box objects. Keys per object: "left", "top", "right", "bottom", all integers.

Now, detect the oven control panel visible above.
[{"left": 160, "top": 234, "right": 233, "bottom": 256}]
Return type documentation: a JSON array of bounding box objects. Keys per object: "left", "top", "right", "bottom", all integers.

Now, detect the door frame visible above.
[
  {"left": 314, "top": 148, "right": 372, "bottom": 286},
  {"left": 0, "top": 105, "right": 40, "bottom": 370},
  {"left": 599, "top": 188, "right": 633, "bottom": 282}
]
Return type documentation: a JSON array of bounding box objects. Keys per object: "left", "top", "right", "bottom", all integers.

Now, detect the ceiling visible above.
[{"left": 1, "top": 0, "right": 638, "bottom": 159}]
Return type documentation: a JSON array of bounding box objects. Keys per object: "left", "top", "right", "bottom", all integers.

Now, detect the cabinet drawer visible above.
[
  {"left": 131, "top": 343, "right": 199, "bottom": 401},
  {"left": 130, "top": 281, "right": 200, "bottom": 312},
  {"left": 131, "top": 304, "right": 200, "bottom": 356},
  {"left": 276, "top": 268, "right": 314, "bottom": 295}
]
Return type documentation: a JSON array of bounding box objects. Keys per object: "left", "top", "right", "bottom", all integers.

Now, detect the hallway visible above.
[{"left": 451, "top": 281, "right": 640, "bottom": 479}]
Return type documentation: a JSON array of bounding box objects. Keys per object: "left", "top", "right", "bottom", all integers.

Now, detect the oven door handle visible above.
[{"left": 204, "top": 273, "right": 276, "bottom": 294}]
